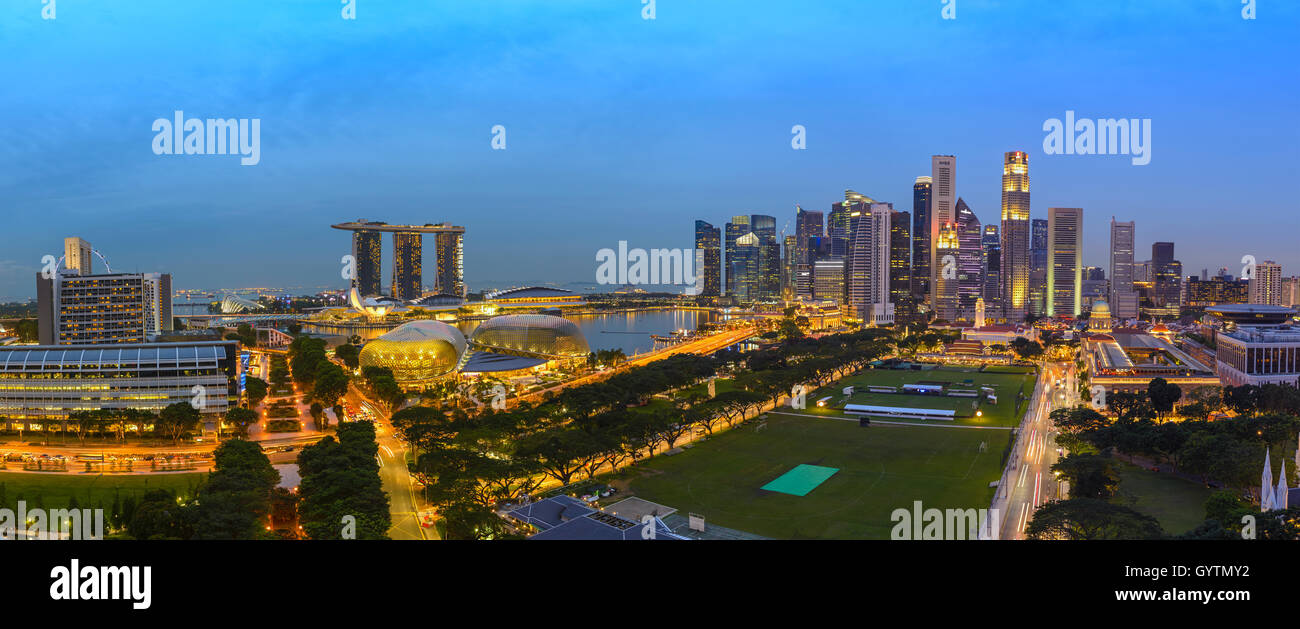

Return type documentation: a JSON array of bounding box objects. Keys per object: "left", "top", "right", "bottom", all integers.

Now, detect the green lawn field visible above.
[
  {"left": 804, "top": 366, "right": 1037, "bottom": 427},
  {"left": 1111, "top": 462, "right": 1213, "bottom": 535},
  {"left": 622, "top": 412, "right": 1010, "bottom": 539},
  {"left": 0, "top": 472, "right": 208, "bottom": 512}
]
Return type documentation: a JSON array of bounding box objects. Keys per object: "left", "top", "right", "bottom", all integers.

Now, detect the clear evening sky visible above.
[{"left": 0, "top": 0, "right": 1296, "bottom": 300}]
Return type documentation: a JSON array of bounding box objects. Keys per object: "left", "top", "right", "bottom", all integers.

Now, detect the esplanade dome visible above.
[
  {"left": 468, "top": 314, "right": 589, "bottom": 359},
  {"left": 359, "top": 320, "right": 467, "bottom": 382}
]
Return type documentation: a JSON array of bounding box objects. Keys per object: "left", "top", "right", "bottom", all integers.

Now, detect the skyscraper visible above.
[
  {"left": 64, "top": 237, "right": 93, "bottom": 276},
  {"left": 911, "top": 176, "right": 932, "bottom": 304},
  {"left": 982, "top": 224, "right": 1001, "bottom": 311},
  {"left": 827, "top": 202, "right": 851, "bottom": 258},
  {"left": 889, "top": 209, "right": 914, "bottom": 323},
  {"left": 782, "top": 234, "right": 797, "bottom": 300},
  {"left": 1152, "top": 242, "right": 1181, "bottom": 308},
  {"left": 1046, "top": 207, "right": 1083, "bottom": 317},
  {"left": 724, "top": 216, "right": 750, "bottom": 297},
  {"left": 37, "top": 271, "right": 170, "bottom": 345},
  {"left": 1029, "top": 218, "right": 1048, "bottom": 317},
  {"left": 392, "top": 232, "right": 422, "bottom": 300},
  {"left": 846, "top": 203, "right": 894, "bottom": 325},
  {"left": 956, "top": 198, "right": 983, "bottom": 318},
  {"left": 930, "top": 156, "right": 958, "bottom": 321},
  {"left": 694, "top": 220, "right": 722, "bottom": 297},
  {"left": 1108, "top": 218, "right": 1139, "bottom": 319},
  {"left": 433, "top": 231, "right": 466, "bottom": 297},
  {"left": 351, "top": 230, "right": 383, "bottom": 297},
  {"left": 750, "top": 214, "right": 781, "bottom": 301},
  {"left": 1250, "top": 261, "right": 1283, "bottom": 306},
  {"left": 794, "top": 207, "right": 825, "bottom": 298},
  {"left": 1000, "top": 151, "right": 1031, "bottom": 321}
]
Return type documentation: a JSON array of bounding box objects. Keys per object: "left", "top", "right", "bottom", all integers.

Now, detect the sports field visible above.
[
  {"left": 806, "top": 365, "right": 1036, "bottom": 427},
  {"left": 0, "top": 472, "right": 208, "bottom": 512},
  {"left": 624, "top": 412, "right": 1010, "bottom": 539}
]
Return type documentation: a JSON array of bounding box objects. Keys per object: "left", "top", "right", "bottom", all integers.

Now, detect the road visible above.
[
  {"left": 507, "top": 326, "right": 757, "bottom": 407},
  {"left": 346, "top": 386, "right": 431, "bottom": 540},
  {"left": 998, "top": 361, "right": 1075, "bottom": 540}
]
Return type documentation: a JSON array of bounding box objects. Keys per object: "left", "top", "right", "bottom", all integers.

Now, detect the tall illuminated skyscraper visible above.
[
  {"left": 1152, "top": 242, "right": 1182, "bottom": 308},
  {"left": 351, "top": 230, "right": 383, "bottom": 297},
  {"left": 64, "top": 237, "right": 93, "bottom": 276},
  {"left": 1000, "top": 151, "right": 1031, "bottom": 321},
  {"left": 1250, "top": 261, "right": 1283, "bottom": 306},
  {"left": 930, "top": 156, "right": 957, "bottom": 320},
  {"left": 694, "top": 220, "right": 721, "bottom": 297},
  {"left": 750, "top": 214, "right": 780, "bottom": 301},
  {"left": 846, "top": 203, "right": 893, "bottom": 325},
  {"left": 1108, "top": 218, "right": 1139, "bottom": 319},
  {"left": 392, "top": 232, "right": 422, "bottom": 300},
  {"left": 1029, "top": 218, "right": 1048, "bottom": 317},
  {"left": 433, "top": 231, "right": 465, "bottom": 297},
  {"left": 724, "top": 215, "right": 750, "bottom": 297},
  {"left": 1046, "top": 207, "right": 1083, "bottom": 317},
  {"left": 794, "top": 207, "right": 824, "bottom": 298},
  {"left": 911, "top": 176, "right": 932, "bottom": 304},
  {"left": 956, "top": 198, "right": 983, "bottom": 317},
  {"left": 889, "top": 209, "right": 915, "bottom": 323},
  {"left": 982, "top": 224, "right": 1001, "bottom": 312}
]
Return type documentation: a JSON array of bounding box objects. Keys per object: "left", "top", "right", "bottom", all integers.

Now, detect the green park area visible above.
[
  {"left": 1111, "top": 462, "right": 1214, "bottom": 535},
  {"left": 803, "top": 365, "right": 1037, "bottom": 427},
  {"left": 0, "top": 471, "right": 208, "bottom": 512},
  {"left": 622, "top": 412, "right": 1009, "bottom": 539}
]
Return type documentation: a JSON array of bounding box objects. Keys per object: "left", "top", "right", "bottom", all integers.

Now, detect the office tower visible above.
[
  {"left": 794, "top": 207, "right": 824, "bottom": 298},
  {"left": 1000, "top": 151, "right": 1031, "bottom": 321},
  {"left": 782, "top": 234, "right": 797, "bottom": 300},
  {"left": 750, "top": 214, "right": 781, "bottom": 301},
  {"left": 724, "top": 216, "right": 750, "bottom": 297},
  {"left": 433, "top": 231, "right": 466, "bottom": 297},
  {"left": 1282, "top": 277, "right": 1300, "bottom": 307},
  {"left": 142, "top": 273, "right": 174, "bottom": 337},
  {"left": 827, "top": 202, "right": 851, "bottom": 258},
  {"left": 889, "top": 209, "right": 914, "bottom": 323},
  {"left": 846, "top": 203, "right": 894, "bottom": 325},
  {"left": 694, "top": 220, "right": 722, "bottom": 297},
  {"left": 813, "top": 258, "right": 845, "bottom": 302},
  {"left": 1029, "top": 218, "right": 1048, "bottom": 317},
  {"left": 1108, "top": 218, "right": 1139, "bottom": 319},
  {"left": 911, "top": 176, "right": 932, "bottom": 303},
  {"left": 982, "top": 224, "right": 1001, "bottom": 310},
  {"left": 1046, "top": 207, "right": 1083, "bottom": 317},
  {"left": 1151, "top": 242, "right": 1182, "bottom": 308},
  {"left": 933, "top": 222, "right": 960, "bottom": 321},
  {"left": 351, "top": 230, "right": 383, "bottom": 296},
  {"left": 930, "top": 156, "right": 957, "bottom": 321},
  {"left": 1186, "top": 276, "right": 1250, "bottom": 306},
  {"left": 64, "top": 237, "right": 93, "bottom": 275},
  {"left": 1250, "top": 261, "right": 1283, "bottom": 305},
  {"left": 392, "top": 232, "right": 422, "bottom": 300},
  {"left": 955, "top": 199, "right": 982, "bottom": 317},
  {"left": 37, "top": 271, "right": 168, "bottom": 345}
]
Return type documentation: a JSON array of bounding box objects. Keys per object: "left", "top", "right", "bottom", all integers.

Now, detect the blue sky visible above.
[{"left": 0, "top": 0, "right": 1296, "bottom": 299}]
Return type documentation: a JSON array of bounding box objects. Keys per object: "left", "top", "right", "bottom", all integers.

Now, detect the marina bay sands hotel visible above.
[{"left": 331, "top": 220, "right": 466, "bottom": 300}]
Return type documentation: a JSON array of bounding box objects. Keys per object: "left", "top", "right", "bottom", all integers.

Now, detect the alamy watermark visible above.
[
  {"left": 1, "top": 501, "right": 104, "bottom": 540},
  {"left": 1042, "top": 111, "right": 1151, "bottom": 166},
  {"left": 595, "top": 242, "right": 705, "bottom": 294},
  {"left": 152, "top": 110, "right": 261, "bottom": 166},
  {"left": 891, "top": 500, "right": 1000, "bottom": 540}
]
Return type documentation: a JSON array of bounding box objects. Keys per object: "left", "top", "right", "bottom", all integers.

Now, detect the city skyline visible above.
[{"left": 2, "top": 1, "right": 1298, "bottom": 302}]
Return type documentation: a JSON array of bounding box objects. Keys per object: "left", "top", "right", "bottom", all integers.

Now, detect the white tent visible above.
[{"left": 1262, "top": 449, "right": 1275, "bottom": 512}]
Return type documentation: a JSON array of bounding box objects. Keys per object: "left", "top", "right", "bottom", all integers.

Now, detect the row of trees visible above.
[
  {"left": 297, "top": 421, "right": 390, "bottom": 539},
  {"left": 125, "top": 439, "right": 281, "bottom": 539},
  {"left": 389, "top": 327, "right": 895, "bottom": 538}
]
